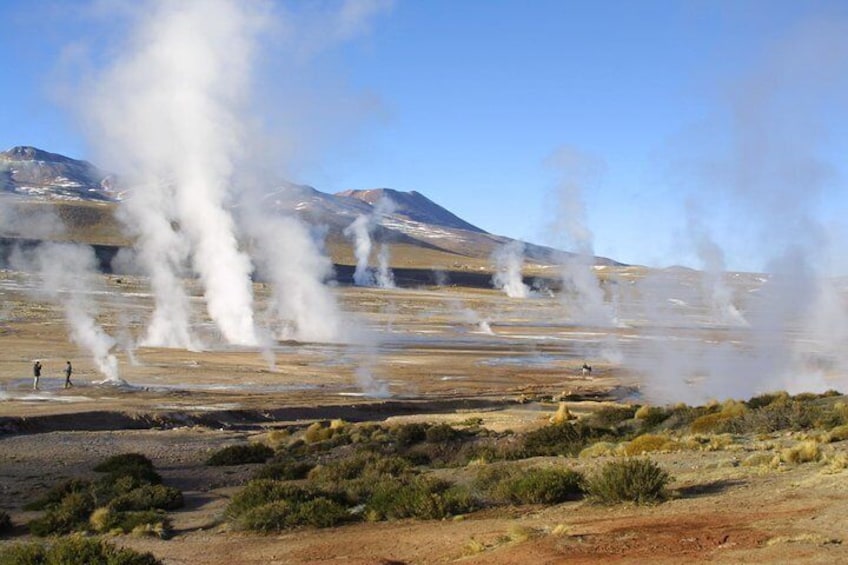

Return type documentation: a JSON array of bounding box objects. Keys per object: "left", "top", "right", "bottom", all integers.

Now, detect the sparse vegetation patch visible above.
[{"left": 585, "top": 458, "right": 671, "bottom": 505}]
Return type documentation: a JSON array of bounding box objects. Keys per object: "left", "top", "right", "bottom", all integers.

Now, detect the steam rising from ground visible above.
[
  {"left": 631, "top": 17, "right": 848, "bottom": 403},
  {"left": 11, "top": 243, "right": 120, "bottom": 382},
  {"left": 491, "top": 240, "right": 530, "bottom": 298},
  {"left": 344, "top": 197, "right": 396, "bottom": 288},
  {"left": 547, "top": 146, "right": 617, "bottom": 327},
  {"left": 80, "top": 0, "right": 368, "bottom": 349},
  {"left": 87, "top": 0, "right": 261, "bottom": 347}
]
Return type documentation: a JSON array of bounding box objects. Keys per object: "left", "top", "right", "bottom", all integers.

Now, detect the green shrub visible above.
[
  {"left": 425, "top": 423, "right": 460, "bottom": 443},
  {"left": 26, "top": 453, "right": 180, "bottom": 538},
  {"left": 94, "top": 453, "right": 162, "bottom": 485},
  {"left": 90, "top": 506, "right": 172, "bottom": 538},
  {"left": 28, "top": 491, "right": 94, "bottom": 536},
  {"left": 734, "top": 400, "right": 822, "bottom": 433},
  {"left": 522, "top": 422, "right": 606, "bottom": 457},
  {"left": 293, "top": 498, "right": 351, "bottom": 528},
  {"left": 0, "top": 542, "right": 45, "bottom": 565},
  {"left": 108, "top": 484, "right": 184, "bottom": 512},
  {"left": 24, "top": 479, "right": 92, "bottom": 511},
  {"left": 366, "top": 476, "right": 476, "bottom": 521},
  {"left": 392, "top": 422, "right": 429, "bottom": 446},
  {"left": 485, "top": 467, "right": 584, "bottom": 505},
  {"left": 0, "top": 535, "right": 162, "bottom": 565},
  {"left": 585, "top": 458, "right": 671, "bottom": 505},
  {"left": 634, "top": 406, "right": 671, "bottom": 428},
  {"left": 745, "top": 391, "right": 790, "bottom": 410},
  {"left": 0, "top": 511, "right": 11, "bottom": 534},
  {"left": 308, "top": 452, "right": 411, "bottom": 485},
  {"left": 591, "top": 405, "right": 637, "bottom": 428},
  {"left": 94, "top": 453, "right": 155, "bottom": 474},
  {"left": 206, "top": 443, "right": 274, "bottom": 466},
  {"left": 253, "top": 461, "right": 315, "bottom": 481},
  {"left": 226, "top": 480, "right": 343, "bottom": 520}
]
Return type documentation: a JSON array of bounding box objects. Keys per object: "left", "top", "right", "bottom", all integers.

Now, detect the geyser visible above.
[{"left": 83, "top": 0, "right": 348, "bottom": 348}]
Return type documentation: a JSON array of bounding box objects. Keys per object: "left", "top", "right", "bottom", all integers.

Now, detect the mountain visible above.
[
  {"left": 0, "top": 146, "right": 117, "bottom": 202},
  {"left": 0, "top": 146, "right": 622, "bottom": 270},
  {"left": 337, "top": 188, "right": 485, "bottom": 233}
]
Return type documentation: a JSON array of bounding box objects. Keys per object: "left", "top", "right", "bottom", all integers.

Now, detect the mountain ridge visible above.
[{"left": 0, "top": 145, "right": 623, "bottom": 268}]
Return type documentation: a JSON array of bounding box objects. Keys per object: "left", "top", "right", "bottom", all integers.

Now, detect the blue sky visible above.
[{"left": 1, "top": 0, "right": 847, "bottom": 273}]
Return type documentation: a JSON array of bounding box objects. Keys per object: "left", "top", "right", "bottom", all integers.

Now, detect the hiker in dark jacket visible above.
[
  {"left": 64, "top": 361, "right": 73, "bottom": 389},
  {"left": 33, "top": 360, "right": 42, "bottom": 390}
]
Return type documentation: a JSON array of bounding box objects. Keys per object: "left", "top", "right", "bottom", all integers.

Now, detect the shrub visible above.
[
  {"left": 690, "top": 412, "right": 731, "bottom": 434},
  {"left": 108, "top": 484, "right": 184, "bottom": 512},
  {"left": 483, "top": 467, "right": 584, "bottom": 505},
  {"left": 227, "top": 480, "right": 311, "bottom": 518},
  {"left": 24, "top": 479, "right": 91, "bottom": 511},
  {"left": 578, "top": 441, "right": 619, "bottom": 458},
  {"left": 425, "top": 423, "right": 460, "bottom": 443},
  {"left": 634, "top": 406, "right": 671, "bottom": 428},
  {"left": 304, "top": 422, "right": 335, "bottom": 443},
  {"left": 228, "top": 479, "right": 350, "bottom": 532},
  {"left": 366, "top": 476, "right": 476, "bottom": 521},
  {"left": 291, "top": 498, "right": 351, "bottom": 528},
  {"left": 522, "top": 422, "right": 606, "bottom": 457},
  {"left": 585, "top": 459, "right": 671, "bottom": 505},
  {"left": 90, "top": 506, "right": 172, "bottom": 538},
  {"left": 623, "top": 434, "right": 680, "bottom": 456},
  {"left": 26, "top": 453, "right": 180, "bottom": 538},
  {"left": 391, "top": 422, "right": 429, "bottom": 446},
  {"left": 236, "top": 496, "right": 350, "bottom": 532},
  {"left": 746, "top": 391, "right": 790, "bottom": 410},
  {"left": 94, "top": 453, "right": 155, "bottom": 474},
  {"left": 591, "top": 405, "right": 637, "bottom": 428},
  {"left": 94, "top": 453, "right": 162, "bottom": 485},
  {"left": 0, "top": 535, "right": 162, "bottom": 565},
  {"left": 736, "top": 400, "right": 822, "bottom": 433},
  {"left": 307, "top": 452, "right": 411, "bottom": 486},
  {"left": 253, "top": 461, "right": 314, "bottom": 481},
  {"left": 0, "top": 511, "right": 11, "bottom": 535},
  {"left": 206, "top": 443, "right": 274, "bottom": 466},
  {"left": 28, "top": 491, "right": 94, "bottom": 536}
]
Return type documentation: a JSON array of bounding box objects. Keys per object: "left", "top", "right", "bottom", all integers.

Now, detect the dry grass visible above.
[
  {"left": 780, "top": 440, "right": 822, "bottom": 464},
  {"left": 622, "top": 434, "right": 680, "bottom": 456},
  {"left": 549, "top": 402, "right": 576, "bottom": 424}
]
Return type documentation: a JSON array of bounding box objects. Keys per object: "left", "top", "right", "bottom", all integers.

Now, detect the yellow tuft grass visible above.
[
  {"left": 622, "top": 434, "right": 680, "bottom": 456},
  {"left": 578, "top": 441, "right": 618, "bottom": 459},
  {"left": 549, "top": 402, "right": 575, "bottom": 424},
  {"left": 826, "top": 425, "right": 848, "bottom": 443},
  {"left": 780, "top": 440, "right": 821, "bottom": 464}
]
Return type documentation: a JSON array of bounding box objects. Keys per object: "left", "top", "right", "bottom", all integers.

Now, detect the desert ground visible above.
[{"left": 2, "top": 266, "right": 848, "bottom": 563}]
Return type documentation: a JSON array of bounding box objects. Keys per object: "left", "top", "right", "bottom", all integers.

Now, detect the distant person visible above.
[
  {"left": 33, "top": 360, "right": 42, "bottom": 390},
  {"left": 64, "top": 361, "right": 73, "bottom": 389},
  {"left": 581, "top": 363, "right": 592, "bottom": 376}
]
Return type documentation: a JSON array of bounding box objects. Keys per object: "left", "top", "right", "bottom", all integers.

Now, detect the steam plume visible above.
[
  {"left": 11, "top": 243, "right": 120, "bottom": 382},
  {"left": 492, "top": 240, "right": 530, "bottom": 298},
  {"left": 547, "top": 146, "right": 616, "bottom": 326},
  {"left": 85, "top": 0, "right": 263, "bottom": 347},
  {"left": 634, "top": 16, "right": 848, "bottom": 403},
  {"left": 343, "top": 196, "right": 396, "bottom": 288}
]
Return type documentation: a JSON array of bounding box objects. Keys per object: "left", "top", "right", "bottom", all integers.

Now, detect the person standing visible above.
[
  {"left": 64, "top": 361, "right": 73, "bottom": 389},
  {"left": 32, "top": 360, "right": 42, "bottom": 391}
]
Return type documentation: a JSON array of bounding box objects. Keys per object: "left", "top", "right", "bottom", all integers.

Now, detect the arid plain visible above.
[{"left": 2, "top": 264, "right": 848, "bottom": 564}]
